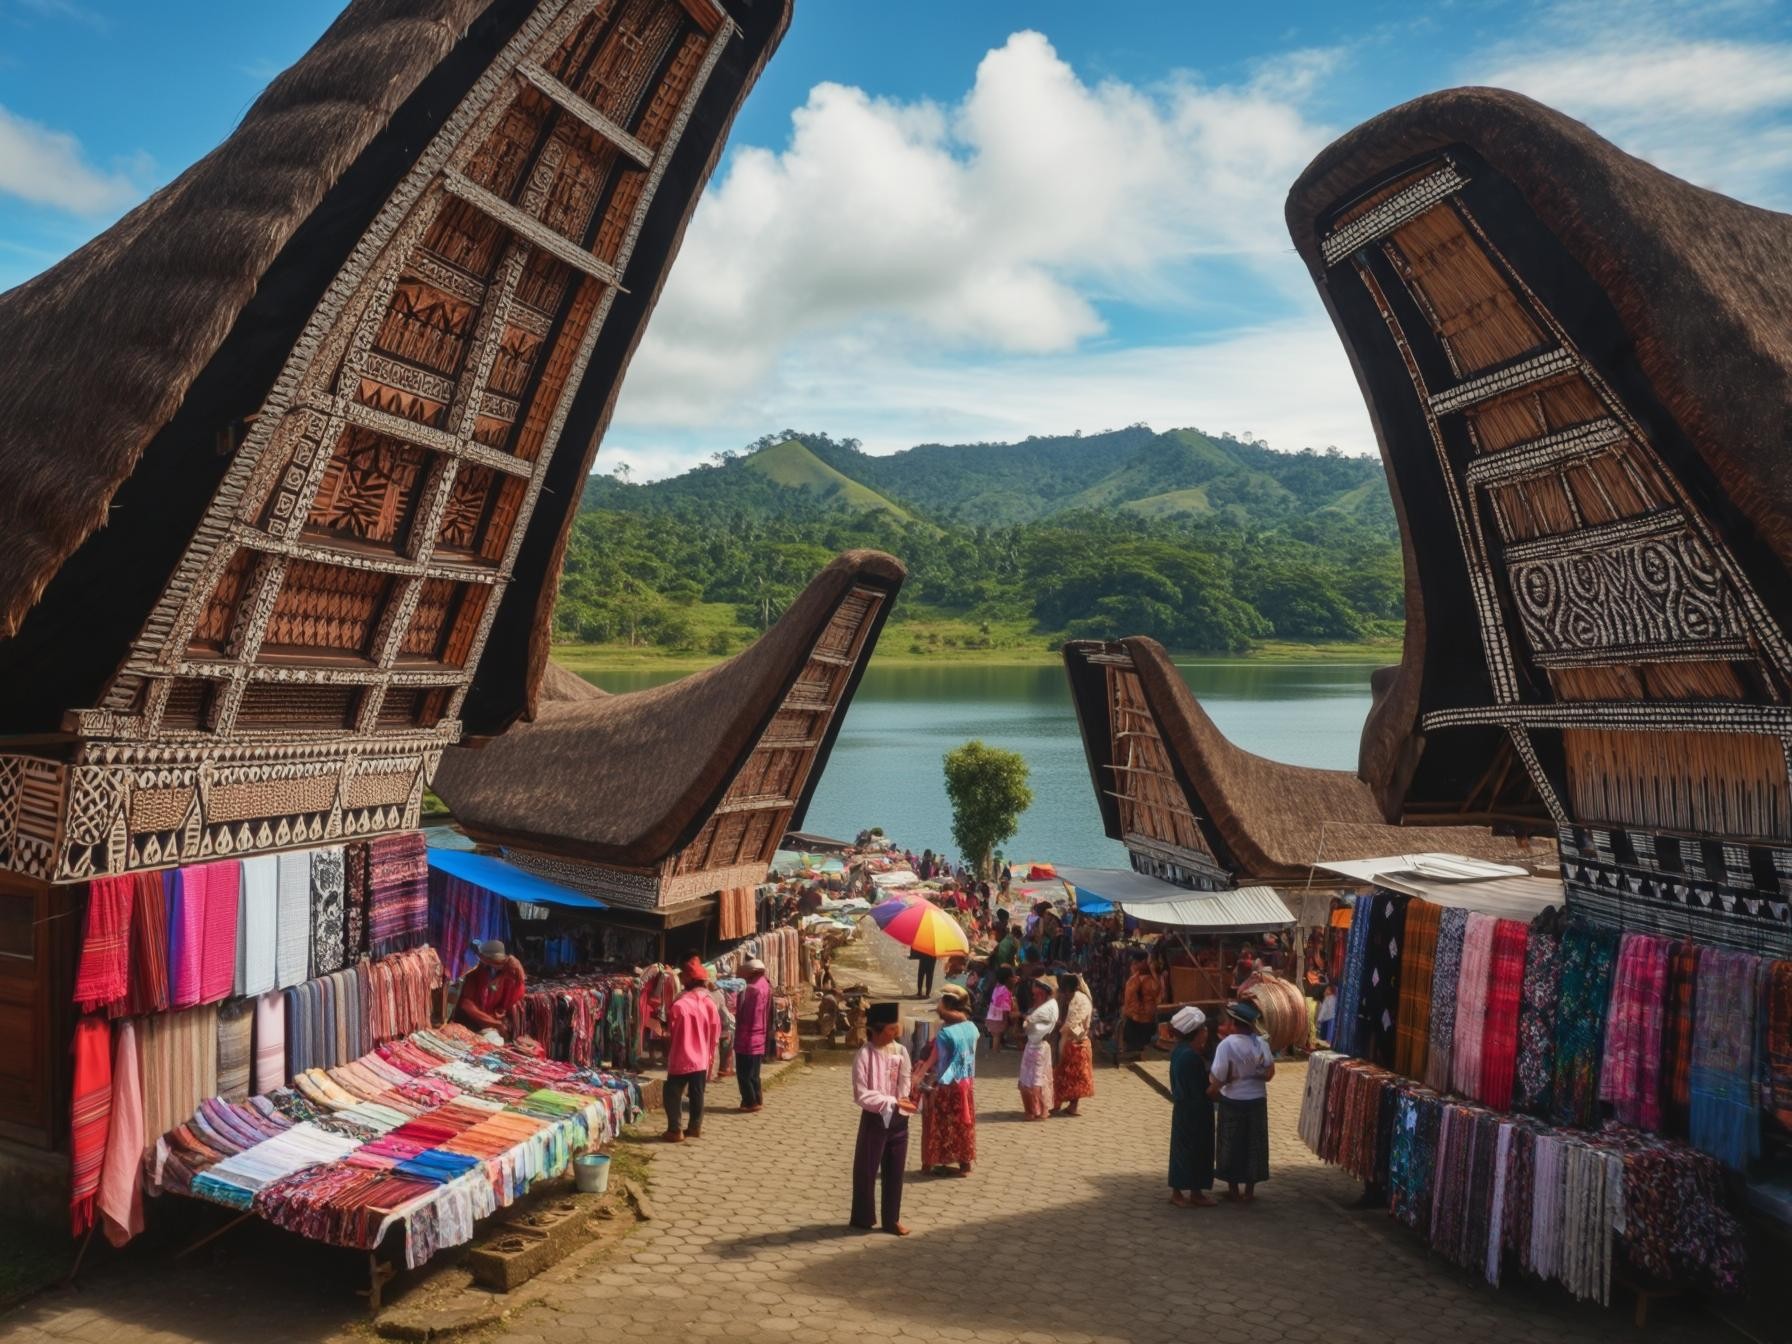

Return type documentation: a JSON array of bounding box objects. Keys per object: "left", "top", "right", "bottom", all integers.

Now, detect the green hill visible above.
[{"left": 738, "top": 438, "right": 917, "bottom": 521}]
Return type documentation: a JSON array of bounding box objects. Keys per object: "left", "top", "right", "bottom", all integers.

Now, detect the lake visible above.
[{"left": 588, "top": 661, "right": 1377, "bottom": 870}]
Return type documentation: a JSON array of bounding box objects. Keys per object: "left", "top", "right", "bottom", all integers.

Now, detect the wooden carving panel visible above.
[{"left": 305, "top": 430, "right": 431, "bottom": 549}]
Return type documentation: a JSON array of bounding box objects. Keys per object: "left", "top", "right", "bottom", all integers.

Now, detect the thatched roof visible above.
[
  {"left": 433, "top": 551, "right": 906, "bottom": 867},
  {"left": 1285, "top": 86, "right": 1792, "bottom": 819},
  {"left": 1064, "top": 638, "right": 1550, "bottom": 885}
]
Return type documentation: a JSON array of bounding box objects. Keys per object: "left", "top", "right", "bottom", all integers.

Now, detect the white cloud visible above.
[
  {"left": 1473, "top": 2, "right": 1792, "bottom": 205},
  {"left": 0, "top": 104, "right": 142, "bottom": 213},
  {"left": 609, "top": 31, "right": 1341, "bottom": 466}
]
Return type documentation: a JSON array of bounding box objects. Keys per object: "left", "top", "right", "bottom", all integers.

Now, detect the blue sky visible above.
[{"left": 5, "top": 0, "right": 1792, "bottom": 477}]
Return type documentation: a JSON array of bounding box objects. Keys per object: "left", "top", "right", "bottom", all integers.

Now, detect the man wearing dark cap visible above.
[
  {"left": 452, "top": 940, "right": 526, "bottom": 1038},
  {"left": 662, "top": 958, "right": 721, "bottom": 1143},
  {"left": 850, "top": 1001, "right": 916, "bottom": 1235}
]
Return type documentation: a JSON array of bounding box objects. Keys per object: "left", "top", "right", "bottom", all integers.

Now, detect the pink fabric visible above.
[
  {"left": 1451, "top": 913, "right": 1497, "bottom": 1100},
  {"left": 170, "top": 869, "right": 205, "bottom": 1009},
  {"left": 852, "top": 1041, "right": 914, "bottom": 1118},
  {"left": 193, "top": 861, "right": 242, "bottom": 1005},
  {"left": 1599, "top": 931, "right": 1672, "bottom": 1130},
  {"left": 666, "top": 989, "right": 721, "bottom": 1075},
  {"left": 734, "top": 978, "right": 773, "bottom": 1056},
  {"left": 254, "top": 991, "right": 287, "bottom": 1095},
  {"left": 97, "top": 1018, "right": 145, "bottom": 1247}
]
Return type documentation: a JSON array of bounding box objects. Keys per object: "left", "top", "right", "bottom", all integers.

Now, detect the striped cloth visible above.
[
  {"left": 140, "top": 1004, "right": 220, "bottom": 1170},
  {"left": 1477, "top": 918, "right": 1529, "bottom": 1111},
  {"left": 192, "top": 861, "right": 241, "bottom": 1004},
  {"left": 1660, "top": 940, "right": 1700, "bottom": 1136},
  {"left": 1392, "top": 899, "right": 1441, "bottom": 1079},
  {"left": 69, "top": 1017, "right": 113, "bottom": 1234},
  {"left": 73, "top": 876, "right": 135, "bottom": 1012},
  {"left": 274, "top": 850, "right": 311, "bottom": 989},
  {"left": 368, "top": 832, "right": 430, "bottom": 959},
  {"left": 1451, "top": 913, "right": 1497, "bottom": 1099},
  {"left": 169, "top": 867, "right": 205, "bottom": 1009},
  {"left": 216, "top": 999, "right": 255, "bottom": 1102},
  {"left": 235, "top": 855, "right": 279, "bottom": 998},
  {"left": 254, "top": 990, "right": 287, "bottom": 1095},
  {"left": 124, "top": 871, "right": 170, "bottom": 1016}
]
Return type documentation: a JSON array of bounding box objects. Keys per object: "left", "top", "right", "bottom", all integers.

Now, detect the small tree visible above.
[{"left": 943, "top": 741, "right": 1033, "bottom": 879}]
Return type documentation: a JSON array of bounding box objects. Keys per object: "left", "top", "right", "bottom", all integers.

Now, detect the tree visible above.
[{"left": 942, "top": 741, "right": 1033, "bottom": 878}]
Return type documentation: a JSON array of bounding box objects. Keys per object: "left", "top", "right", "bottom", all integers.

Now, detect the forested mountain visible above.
[{"left": 560, "top": 426, "right": 1404, "bottom": 657}]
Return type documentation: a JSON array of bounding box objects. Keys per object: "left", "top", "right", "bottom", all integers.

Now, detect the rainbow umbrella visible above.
[{"left": 869, "top": 895, "right": 969, "bottom": 958}]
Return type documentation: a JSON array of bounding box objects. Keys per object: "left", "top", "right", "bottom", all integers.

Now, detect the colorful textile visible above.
[
  {"left": 344, "top": 840, "right": 371, "bottom": 964},
  {"left": 1054, "top": 1037, "right": 1095, "bottom": 1102},
  {"left": 1425, "top": 909, "right": 1469, "bottom": 1093},
  {"left": 1689, "top": 946, "right": 1766, "bottom": 1169},
  {"left": 217, "top": 999, "right": 255, "bottom": 1103},
  {"left": 255, "top": 991, "right": 287, "bottom": 1095},
  {"left": 169, "top": 867, "right": 205, "bottom": 1009},
  {"left": 310, "top": 847, "right": 347, "bottom": 977},
  {"left": 97, "top": 1018, "right": 145, "bottom": 1246},
  {"left": 1333, "top": 894, "right": 1373, "bottom": 1057},
  {"left": 275, "top": 849, "right": 312, "bottom": 989},
  {"left": 367, "top": 832, "right": 429, "bottom": 960},
  {"left": 1360, "top": 890, "right": 1409, "bottom": 1067},
  {"left": 1451, "top": 914, "right": 1496, "bottom": 1100},
  {"left": 1660, "top": 942, "right": 1699, "bottom": 1137},
  {"left": 1392, "top": 899, "right": 1440, "bottom": 1080},
  {"left": 1478, "top": 918, "right": 1529, "bottom": 1112},
  {"left": 1599, "top": 932, "right": 1671, "bottom": 1131},
  {"left": 140, "top": 1004, "right": 220, "bottom": 1165},
  {"left": 427, "top": 870, "right": 511, "bottom": 981},
  {"left": 70, "top": 1017, "right": 113, "bottom": 1234},
  {"left": 1550, "top": 921, "right": 1619, "bottom": 1129},
  {"left": 236, "top": 855, "right": 279, "bottom": 998},
  {"left": 188, "top": 861, "right": 242, "bottom": 1005},
  {"left": 1767, "top": 961, "right": 1792, "bottom": 1132},
  {"left": 74, "top": 876, "right": 135, "bottom": 1012},
  {"left": 921, "top": 1078, "right": 976, "bottom": 1167},
  {"left": 1512, "top": 913, "right": 1562, "bottom": 1116}
]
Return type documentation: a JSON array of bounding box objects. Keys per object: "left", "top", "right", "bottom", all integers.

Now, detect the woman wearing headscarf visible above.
[
  {"left": 1167, "top": 1006, "right": 1215, "bottom": 1207},
  {"left": 915, "top": 984, "right": 979, "bottom": 1175},
  {"left": 1209, "top": 1001, "right": 1276, "bottom": 1202},
  {"left": 1018, "top": 976, "right": 1060, "bottom": 1120},
  {"left": 1050, "top": 973, "right": 1095, "bottom": 1117}
]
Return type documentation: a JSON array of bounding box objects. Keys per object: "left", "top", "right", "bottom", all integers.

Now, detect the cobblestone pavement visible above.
[{"left": 0, "top": 933, "right": 1747, "bottom": 1344}]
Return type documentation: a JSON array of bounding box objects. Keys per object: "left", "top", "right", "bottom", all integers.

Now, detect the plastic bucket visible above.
[{"left": 574, "top": 1152, "right": 611, "bottom": 1195}]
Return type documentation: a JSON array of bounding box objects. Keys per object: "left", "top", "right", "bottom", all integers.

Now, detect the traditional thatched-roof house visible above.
[
  {"left": 1287, "top": 87, "right": 1792, "bottom": 953},
  {"left": 1064, "top": 638, "right": 1546, "bottom": 896},
  {"left": 434, "top": 551, "right": 905, "bottom": 946},
  {"left": 0, "top": 0, "right": 786, "bottom": 1147}
]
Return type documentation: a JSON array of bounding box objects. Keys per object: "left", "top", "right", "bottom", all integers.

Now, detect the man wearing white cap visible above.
[{"left": 735, "top": 956, "right": 775, "bottom": 1113}]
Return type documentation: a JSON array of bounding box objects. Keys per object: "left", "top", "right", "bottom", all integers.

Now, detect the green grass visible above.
[
  {"left": 1121, "top": 485, "right": 1213, "bottom": 518},
  {"left": 742, "top": 439, "right": 918, "bottom": 522}
]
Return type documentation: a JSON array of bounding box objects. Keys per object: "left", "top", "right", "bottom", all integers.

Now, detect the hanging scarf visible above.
[
  {"left": 1332, "top": 894, "right": 1373, "bottom": 1058},
  {"left": 343, "top": 840, "right": 372, "bottom": 964},
  {"left": 1599, "top": 932, "right": 1671, "bottom": 1131},
  {"left": 274, "top": 849, "right": 312, "bottom": 989},
  {"left": 73, "top": 876, "right": 135, "bottom": 1012},
  {"left": 1767, "top": 960, "right": 1792, "bottom": 1133},
  {"left": 1478, "top": 918, "right": 1529, "bottom": 1112},
  {"left": 1659, "top": 940, "right": 1699, "bottom": 1137},
  {"left": 367, "top": 832, "right": 430, "bottom": 960},
  {"left": 1425, "top": 909, "right": 1470, "bottom": 1093},
  {"left": 235, "top": 854, "right": 279, "bottom": 998},
  {"left": 216, "top": 998, "right": 255, "bottom": 1103},
  {"left": 190, "top": 860, "right": 242, "bottom": 1004},
  {"left": 124, "top": 870, "right": 170, "bottom": 1016},
  {"left": 1359, "top": 890, "right": 1409, "bottom": 1068},
  {"left": 1550, "top": 921, "right": 1618, "bottom": 1129},
  {"left": 310, "top": 846, "right": 347, "bottom": 977},
  {"left": 97, "top": 1018, "right": 145, "bottom": 1247},
  {"left": 69, "top": 1016, "right": 113, "bottom": 1234},
  {"left": 1393, "top": 899, "right": 1441, "bottom": 1080},
  {"left": 255, "top": 990, "right": 288, "bottom": 1096},
  {"left": 1513, "top": 913, "right": 1563, "bottom": 1116},
  {"left": 168, "top": 867, "right": 205, "bottom": 1009},
  {"left": 1451, "top": 913, "right": 1497, "bottom": 1100},
  {"left": 1689, "top": 946, "right": 1765, "bottom": 1169}
]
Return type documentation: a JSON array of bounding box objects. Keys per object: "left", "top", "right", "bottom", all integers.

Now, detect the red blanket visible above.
[
  {"left": 1478, "top": 918, "right": 1530, "bottom": 1111},
  {"left": 69, "top": 1016, "right": 113, "bottom": 1234}
]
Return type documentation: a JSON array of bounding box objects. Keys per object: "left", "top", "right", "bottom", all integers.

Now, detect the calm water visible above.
[{"left": 590, "top": 662, "right": 1376, "bottom": 869}]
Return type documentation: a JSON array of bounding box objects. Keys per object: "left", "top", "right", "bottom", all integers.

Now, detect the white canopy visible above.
[
  {"left": 1056, "top": 866, "right": 1295, "bottom": 933},
  {"left": 1313, "top": 852, "right": 1563, "bottom": 921}
]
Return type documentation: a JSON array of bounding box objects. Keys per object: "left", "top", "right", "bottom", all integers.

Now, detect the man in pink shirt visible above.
[
  {"left": 662, "top": 958, "right": 721, "bottom": 1143},
  {"left": 851, "top": 1001, "right": 916, "bottom": 1235},
  {"left": 734, "top": 957, "right": 774, "bottom": 1113}
]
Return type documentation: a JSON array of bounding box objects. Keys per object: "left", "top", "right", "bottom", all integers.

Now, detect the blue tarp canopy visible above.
[{"left": 426, "top": 846, "right": 608, "bottom": 909}]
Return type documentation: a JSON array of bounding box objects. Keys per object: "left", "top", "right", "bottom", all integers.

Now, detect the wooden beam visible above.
[
  {"left": 713, "top": 795, "right": 795, "bottom": 816},
  {"left": 442, "top": 172, "right": 624, "bottom": 288},
  {"left": 517, "top": 63, "right": 655, "bottom": 168}
]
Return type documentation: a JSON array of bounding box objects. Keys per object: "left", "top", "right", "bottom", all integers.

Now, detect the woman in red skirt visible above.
[
  {"left": 1051, "top": 972, "right": 1096, "bottom": 1117},
  {"left": 916, "top": 984, "right": 979, "bottom": 1175}
]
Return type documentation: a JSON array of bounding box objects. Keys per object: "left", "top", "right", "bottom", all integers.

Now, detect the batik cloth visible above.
[
  {"left": 1392, "top": 899, "right": 1441, "bottom": 1080},
  {"left": 1424, "top": 909, "right": 1469, "bottom": 1094},
  {"left": 1512, "top": 915, "right": 1562, "bottom": 1116},
  {"left": 1550, "top": 921, "right": 1618, "bottom": 1129},
  {"left": 1451, "top": 914, "right": 1497, "bottom": 1100},
  {"left": 921, "top": 1078, "right": 976, "bottom": 1167},
  {"left": 367, "top": 832, "right": 429, "bottom": 960},
  {"left": 1332, "top": 894, "right": 1374, "bottom": 1058},
  {"left": 1478, "top": 918, "right": 1529, "bottom": 1112},
  {"left": 310, "top": 847, "right": 347, "bottom": 977},
  {"left": 343, "top": 840, "right": 371, "bottom": 964},
  {"left": 73, "top": 875, "right": 135, "bottom": 1012},
  {"left": 1598, "top": 932, "right": 1671, "bottom": 1131},
  {"left": 1767, "top": 960, "right": 1792, "bottom": 1132},
  {"left": 1054, "top": 1037, "right": 1094, "bottom": 1101},
  {"left": 1689, "top": 946, "right": 1765, "bottom": 1169},
  {"left": 69, "top": 1016, "right": 113, "bottom": 1234},
  {"left": 1360, "top": 890, "right": 1409, "bottom": 1068}
]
